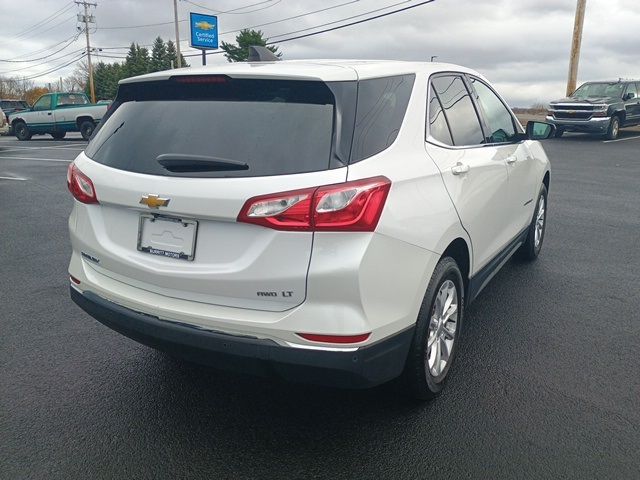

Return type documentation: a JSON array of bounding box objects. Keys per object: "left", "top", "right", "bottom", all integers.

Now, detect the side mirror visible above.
[
  {"left": 624, "top": 92, "right": 636, "bottom": 101},
  {"left": 526, "top": 121, "right": 555, "bottom": 140}
]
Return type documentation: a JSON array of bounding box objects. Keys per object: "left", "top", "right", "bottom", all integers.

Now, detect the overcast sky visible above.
[{"left": 1, "top": 0, "right": 638, "bottom": 105}]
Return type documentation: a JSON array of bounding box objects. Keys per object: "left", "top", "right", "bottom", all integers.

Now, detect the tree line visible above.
[
  {"left": 92, "top": 37, "right": 188, "bottom": 100},
  {"left": 1, "top": 30, "right": 278, "bottom": 104}
]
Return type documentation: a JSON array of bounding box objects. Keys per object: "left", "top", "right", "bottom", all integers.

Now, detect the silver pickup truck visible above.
[{"left": 8, "top": 92, "right": 108, "bottom": 140}]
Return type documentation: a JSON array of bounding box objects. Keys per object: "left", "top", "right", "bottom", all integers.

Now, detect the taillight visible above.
[
  {"left": 237, "top": 176, "right": 391, "bottom": 232},
  {"left": 67, "top": 163, "right": 98, "bottom": 204},
  {"left": 296, "top": 333, "right": 371, "bottom": 344}
]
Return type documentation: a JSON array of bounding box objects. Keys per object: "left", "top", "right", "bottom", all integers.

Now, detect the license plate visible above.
[{"left": 137, "top": 214, "right": 198, "bottom": 261}]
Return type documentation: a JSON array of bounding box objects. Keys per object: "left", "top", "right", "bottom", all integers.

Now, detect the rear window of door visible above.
[
  {"left": 429, "top": 75, "right": 485, "bottom": 147},
  {"left": 86, "top": 78, "right": 351, "bottom": 178}
]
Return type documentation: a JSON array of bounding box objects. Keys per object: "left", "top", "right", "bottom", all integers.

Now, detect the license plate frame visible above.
[{"left": 137, "top": 214, "right": 198, "bottom": 261}]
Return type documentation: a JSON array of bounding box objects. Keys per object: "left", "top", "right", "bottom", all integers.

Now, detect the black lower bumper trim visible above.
[{"left": 70, "top": 287, "right": 415, "bottom": 389}]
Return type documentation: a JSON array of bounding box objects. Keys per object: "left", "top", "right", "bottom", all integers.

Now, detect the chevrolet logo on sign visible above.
[{"left": 140, "top": 194, "right": 170, "bottom": 209}]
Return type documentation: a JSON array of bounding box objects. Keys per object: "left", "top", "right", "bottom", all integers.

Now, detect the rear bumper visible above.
[
  {"left": 545, "top": 115, "right": 610, "bottom": 133},
  {"left": 70, "top": 287, "right": 415, "bottom": 389}
]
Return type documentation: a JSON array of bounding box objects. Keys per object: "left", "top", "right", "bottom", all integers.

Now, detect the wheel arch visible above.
[
  {"left": 76, "top": 115, "right": 94, "bottom": 128},
  {"left": 543, "top": 170, "right": 550, "bottom": 192},
  {"left": 612, "top": 109, "right": 625, "bottom": 123},
  {"left": 440, "top": 238, "right": 471, "bottom": 292}
]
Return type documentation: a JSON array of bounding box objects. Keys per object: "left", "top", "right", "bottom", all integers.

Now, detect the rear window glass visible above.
[
  {"left": 57, "top": 94, "right": 88, "bottom": 106},
  {"left": 428, "top": 92, "right": 453, "bottom": 146},
  {"left": 431, "top": 76, "right": 484, "bottom": 146},
  {"left": 350, "top": 74, "right": 414, "bottom": 162},
  {"left": 86, "top": 78, "right": 342, "bottom": 178},
  {"left": 1, "top": 100, "right": 28, "bottom": 110}
]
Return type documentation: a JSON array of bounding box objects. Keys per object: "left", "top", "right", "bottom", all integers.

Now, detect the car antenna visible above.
[{"left": 247, "top": 45, "right": 281, "bottom": 62}]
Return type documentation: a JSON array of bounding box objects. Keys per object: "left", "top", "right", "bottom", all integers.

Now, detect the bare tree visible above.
[{"left": 63, "top": 60, "right": 89, "bottom": 93}]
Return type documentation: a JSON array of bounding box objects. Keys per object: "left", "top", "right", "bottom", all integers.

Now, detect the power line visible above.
[
  {"left": 26, "top": 15, "right": 77, "bottom": 40},
  {"left": 267, "top": 0, "right": 413, "bottom": 40},
  {"left": 7, "top": 2, "right": 75, "bottom": 41},
  {"left": 18, "top": 53, "right": 87, "bottom": 81},
  {"left": 0, "top": 49, "right": 85, "bottom": 75},
  {"left": 97, "top": 0, "right": 280, "bottom": 30},
  {"left": 0, "top": 34, "right": 83, "bottom": 63},
  {"left": 181, "top": 0, "right": 436, "bottom": 55},
  {"left": 218, "top": 0, "right": 362, "bottom": 37},
  {"left": 1, "top": 33, "right": 81, "bottom": 61},
  {"left": 268, "top": 0, "right": 435, "bottom": 43},
  {"left": 181, "top": 0, "right": 279, "bottom": 15},
  {"left": 93, "top": 0, "right": 363, "bottom": 50}
]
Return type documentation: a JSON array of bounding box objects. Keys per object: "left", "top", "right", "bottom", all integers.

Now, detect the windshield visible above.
[
  {"left": 86, "top": 78, "right": 348, "bottom": 178},
  {"left": 572, "top": 82, "right": 625, "bottom": 99}
]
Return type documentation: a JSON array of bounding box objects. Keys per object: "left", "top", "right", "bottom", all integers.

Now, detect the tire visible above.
[
  {"left": 403, "top": 257, "right": 465, "bottom": 400},
  {"left": 517, "top": 184, "right": 548, "bottom": 261},
  {"left": 79, "top": 120, "right": 95, "bottom": 140},
  {"left": 554, "top": 127, "right": 565, "bottom": 138},
  {"left": 14, "top": 122, "right": 31, "bottom": 141},
  {"left": 51, "top": 132, "right": 66, "bottom": 140},
  {"left": 605, "top": 116, "right": 620, "bottom": 140}
]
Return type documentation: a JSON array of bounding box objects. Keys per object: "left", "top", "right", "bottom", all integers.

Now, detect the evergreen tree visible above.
[
  {"left": 221, "top": 29, "right": 281, "bottom": 62},
  {"left": 150, "top": 37, "right": 168, "bottom": 72},
  {"left": 166, "top": 40, "right": 189, "bottom": 68},
  {"left": 123, "top": 43, "right": 150, "bottom": 78}
]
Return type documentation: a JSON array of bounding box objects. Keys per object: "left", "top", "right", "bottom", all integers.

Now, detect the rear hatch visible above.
[{"left": 78, "top": 74, "right": 357, "bottom": 312}]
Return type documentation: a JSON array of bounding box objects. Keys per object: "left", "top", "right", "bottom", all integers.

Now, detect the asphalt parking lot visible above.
[{"left": 1, "top": 130, "right": 639, "bottom": 479}]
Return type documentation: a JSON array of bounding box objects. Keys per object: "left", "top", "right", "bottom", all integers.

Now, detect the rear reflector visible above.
[
  {"left": 67, "top": 163, "right": 98, "bottom": 204},
  {"left": 237, "top": 176, "right": 391, "bottom": 232},
  {"left": 297, "top": 333, "right": 371, "bottom": 344},
  {"left": 69, "top": 275, "right": 81, "bottom": 285}
]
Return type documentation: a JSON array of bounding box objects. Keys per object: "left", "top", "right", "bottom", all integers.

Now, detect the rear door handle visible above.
[
  {"left": 451, "top": 162, "right": 470, "bottom": 175},
  {"left": 47, "top": 112, "right": 52, "bottom": 116},
  {"left": 506, "top": 155, "right": 517, "bottom": 164}
]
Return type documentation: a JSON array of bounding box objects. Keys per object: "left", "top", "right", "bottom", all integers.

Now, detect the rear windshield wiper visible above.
[{"left": 156, "top": 154, "right": 249, "bottom": 172}]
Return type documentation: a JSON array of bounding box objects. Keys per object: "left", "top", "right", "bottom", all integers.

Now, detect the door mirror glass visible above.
[{"left": 526, "top": 121, "right": 555, "bottom": 140}]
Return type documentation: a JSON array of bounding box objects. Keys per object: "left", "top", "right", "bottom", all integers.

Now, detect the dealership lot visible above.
[{"left": 1, "top": 132, "right": 639, "bottom": 479}]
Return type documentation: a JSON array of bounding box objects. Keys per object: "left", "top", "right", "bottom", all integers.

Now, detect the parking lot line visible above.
[
  {"left": 0, "top": 175, "right": 27, "bottom": 181},
  {"left": 0, "top": 156, "right": 71, "bottom": 163},
  {"left": 0, "top": 143, "right": 86, "bottom": 154},
  {"left": 603, "top": 135, "right": 640, "bottom": 143}
]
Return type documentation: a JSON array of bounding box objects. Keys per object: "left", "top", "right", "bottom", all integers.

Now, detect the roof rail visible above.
[{"left": 247, "top": 45, "right": 280, "bottom": 62}]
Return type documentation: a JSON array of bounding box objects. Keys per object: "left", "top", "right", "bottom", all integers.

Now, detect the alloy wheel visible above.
[
  {"left": 534, "top": 196, "right": 545, "bottom": 248},
  {"left": 426, "top": 279, "right": 458, "bottom": 377}
]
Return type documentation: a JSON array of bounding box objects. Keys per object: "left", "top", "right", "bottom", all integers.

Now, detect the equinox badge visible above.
[{"left": 140, "top": 194, "right": 170, "bottom": 209}]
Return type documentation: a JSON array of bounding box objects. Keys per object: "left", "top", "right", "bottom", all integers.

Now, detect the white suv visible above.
[{"left": 67, "top": 60, "right": 552, "bottom": 399}]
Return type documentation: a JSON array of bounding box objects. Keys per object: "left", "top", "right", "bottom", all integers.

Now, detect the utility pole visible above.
[
  {"left": 566, "top": 0, "right": 587, "bottom": 96},
  {"left": 76, "top": 1, "right": 97, "bottom": 103},
  {"left": 173, "top": 0, "right": 182, "bottom": 68}
]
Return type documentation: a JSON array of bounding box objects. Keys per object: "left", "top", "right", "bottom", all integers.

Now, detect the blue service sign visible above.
[{"left": 190, "top": 12, "right": 218, "bottom": 50}]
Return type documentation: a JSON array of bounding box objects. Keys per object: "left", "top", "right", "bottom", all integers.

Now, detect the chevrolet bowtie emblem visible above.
[{"left": 140, "top": 194, "right": 170, "bottom": 209}]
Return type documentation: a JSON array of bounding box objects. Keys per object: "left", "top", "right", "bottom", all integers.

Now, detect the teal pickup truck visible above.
[{"left": 8, "top": 92, "right": 108, "bottom": 141}]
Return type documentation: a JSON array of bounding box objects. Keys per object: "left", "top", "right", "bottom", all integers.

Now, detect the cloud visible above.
[{"left": 1, "top": 0, "right": 638, "bottom": 106}]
